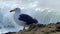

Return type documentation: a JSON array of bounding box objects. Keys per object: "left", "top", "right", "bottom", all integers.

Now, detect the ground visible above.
[{"left": 6, "top": 22, "right": 60, "bottom": 34}]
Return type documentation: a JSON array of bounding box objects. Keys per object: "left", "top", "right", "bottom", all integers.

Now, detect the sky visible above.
[
  {"left": 0, "top": 0, "right": 60, "bottom": 24},
  {"left": 0, "top": 0, "right": 60, "bottom": 10}
]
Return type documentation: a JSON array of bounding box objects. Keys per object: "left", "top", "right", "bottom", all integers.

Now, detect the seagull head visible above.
[
  {"left": 10, "top": 8, "right": 21, "bottom": 13},
  {"left": 14, "top": 8, "right": 21, "bottom": 13}
]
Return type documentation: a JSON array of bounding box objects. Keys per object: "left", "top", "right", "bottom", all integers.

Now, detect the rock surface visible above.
[{"left": 6, "top": 22, "right": 60, "bottom": 34}]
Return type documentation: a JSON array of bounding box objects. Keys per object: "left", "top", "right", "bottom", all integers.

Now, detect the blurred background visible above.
[{"left": 0, "top": 0, "right": 60, "bottom": 24}]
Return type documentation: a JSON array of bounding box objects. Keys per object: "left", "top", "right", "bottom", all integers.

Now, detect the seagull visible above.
[{"left": 10, "top": 8, "right": 38, "bottom": 30}]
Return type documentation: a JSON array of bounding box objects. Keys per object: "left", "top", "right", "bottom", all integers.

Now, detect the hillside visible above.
[{"left": 6, "top": 22, "right": 60, "bottom": 34}]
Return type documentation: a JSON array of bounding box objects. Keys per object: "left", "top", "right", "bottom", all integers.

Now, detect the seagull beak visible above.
[{"left": 10, "top": 10, "right": 15, "bottom": 12}]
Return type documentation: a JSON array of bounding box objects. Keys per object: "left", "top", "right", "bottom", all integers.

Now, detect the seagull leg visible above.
[{"left": 23, "top": 25, "right": 25, "bottom": 30}]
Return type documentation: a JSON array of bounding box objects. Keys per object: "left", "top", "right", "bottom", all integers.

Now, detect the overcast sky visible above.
[
  {"left": 0, "top": 0, "right": 60, "bottom": 10},
  {"left": 0, "top": 0, "right": 60, "bottom": 24}
]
